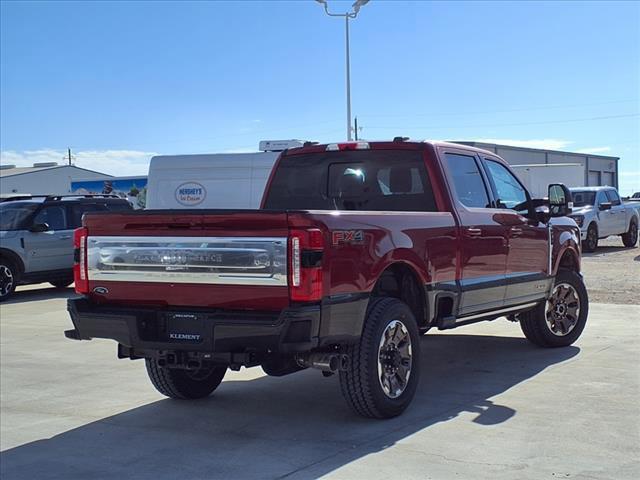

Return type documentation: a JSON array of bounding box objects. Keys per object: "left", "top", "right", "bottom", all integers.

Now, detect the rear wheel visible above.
[
  {"left": 339, "top": 297, "right": 420, "bottom": 419},
  {"left": 519, "top": 269, "right": 588, "bottom": 347},
  {"left": 621, "top": 219, "right": 638, "bottom": 248},
  {"left": 582, "top": 223, "right": 598, "bottom": 252},
  {"left": 145, "top": 359, "right": 227, "bottom": 399},
  {"left": 0, "top": 260, "right": 17, "bottom": 302}
]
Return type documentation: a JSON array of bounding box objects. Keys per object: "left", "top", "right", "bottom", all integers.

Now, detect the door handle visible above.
[
  {"left": 465, "top": 227, "right": 482, "bottom": 237},
  {"left": 510, "top": 227, "right": 523, "bottom": 237}
]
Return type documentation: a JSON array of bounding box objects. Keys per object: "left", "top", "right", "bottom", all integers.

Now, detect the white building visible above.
[
  {"left": 0, "top": 163, "right": 112, "bottom": 196},
  {"left": 454, "top": 141, "right": 619, "bottom": 188}
]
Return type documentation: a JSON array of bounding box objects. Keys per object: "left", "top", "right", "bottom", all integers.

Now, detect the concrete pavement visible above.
[{"left": 1, "top": 285, "right": 639, "bottom": 479}]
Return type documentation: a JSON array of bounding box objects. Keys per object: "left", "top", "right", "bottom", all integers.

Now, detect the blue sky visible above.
[{"left": 1, "top": 0, "right": 639, "bottom": 194}]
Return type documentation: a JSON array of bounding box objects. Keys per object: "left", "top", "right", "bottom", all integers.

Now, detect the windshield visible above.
[
  {"left": 571, "top": 190, "right": 596, "bottom": 208},
  {"left": 0, "top": 202, "right": 40, "bottom": 230}
]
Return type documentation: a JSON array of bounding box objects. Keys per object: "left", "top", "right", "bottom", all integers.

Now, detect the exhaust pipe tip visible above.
[
  {"left": 339, "top": 354, "right": 349, "bottom": 371},
  {"left": 296, "top": 352, "right": 350, "bottom": 373}
]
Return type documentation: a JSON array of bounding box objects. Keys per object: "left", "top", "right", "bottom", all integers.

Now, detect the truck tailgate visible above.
[{"left": 82, "top": 210, "right": 290, "bottom": 309}]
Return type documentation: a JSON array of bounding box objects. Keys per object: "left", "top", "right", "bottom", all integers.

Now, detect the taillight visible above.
[
  {"left": 73, "top": 227, "right": 89, "bottom": 294},
  {"left": 289, "top": 229, "right": 324, "bottom": 302}
]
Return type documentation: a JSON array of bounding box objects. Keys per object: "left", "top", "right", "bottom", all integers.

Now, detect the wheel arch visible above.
[
  {"left": 369, "top": 261, "right": 428, "bottom": 329},
  {"left": 554, "top": 245, "right": 581, "bottom": 275},
  {"left": 0, "top": 248, "right": 24, "bottom": 276}
]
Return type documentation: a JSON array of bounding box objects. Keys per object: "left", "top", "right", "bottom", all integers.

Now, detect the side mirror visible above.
[
  {"left": 548, "top": 184, "right": 573, "bottom": 217},
  {"left": 29, "top": 222, "right": 50, "bottom": 233},
  {"left": 599, "top": 202, "right": 612, "bottom": 211}
]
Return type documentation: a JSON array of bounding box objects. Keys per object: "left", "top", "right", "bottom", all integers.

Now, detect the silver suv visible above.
[{"left": 0, "top": 195, "right": 132, "bottom": 301}]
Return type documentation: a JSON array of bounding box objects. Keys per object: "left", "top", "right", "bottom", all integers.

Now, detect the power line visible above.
[
  {"left": 364, "top": 113, "right": 640, "bottom": 131},
  {"left": 358, "top": 99, "right": 639, "bottom": 119}
]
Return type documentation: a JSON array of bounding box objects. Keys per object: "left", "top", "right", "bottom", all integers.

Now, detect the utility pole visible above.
[
  {"left": 62, "top": 148, "right": 76, "bottom": 165},
  {"left": 354, "top": 117, "right": 358, "bottom": 141}
]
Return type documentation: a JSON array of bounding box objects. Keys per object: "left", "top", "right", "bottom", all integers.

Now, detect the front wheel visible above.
[
  {"left": 582, "top": 223, "right": 598, "bottom": 252},
  {"left": 621, "top": 220, "right": 638, "bottom": 248},
  {"left": 519, "top": 269, "right": 588, "bottom": 347},
  {"left": 0, "top": 260, "right": 17, "bottom": 302},
  {"left": 145, "top": 359, "right": 227, "bottom": 399},
  {"left": 339, "top": 297, "right": 420, "bottom": 419}
]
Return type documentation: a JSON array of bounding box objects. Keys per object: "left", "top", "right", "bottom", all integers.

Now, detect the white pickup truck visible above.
[{"left": 570, "top": 186, "right": 639, "bottom": 252}]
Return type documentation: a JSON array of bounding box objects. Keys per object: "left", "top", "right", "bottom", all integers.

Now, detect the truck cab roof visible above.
[{"left": 284, "top": 140, "right": 494, "bottom": 157}]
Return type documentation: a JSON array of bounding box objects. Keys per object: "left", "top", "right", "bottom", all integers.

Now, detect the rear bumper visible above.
[{"left": 66, "top": 298, "right": 321, "bottom": 355}]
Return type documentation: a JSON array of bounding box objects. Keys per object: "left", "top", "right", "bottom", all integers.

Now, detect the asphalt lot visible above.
[{"left": 1, "top": 246, "right": 639, "bottom": 480}]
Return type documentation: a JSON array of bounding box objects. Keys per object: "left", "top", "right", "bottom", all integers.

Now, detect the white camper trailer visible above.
[{"left": 146, "top": 140, "right": 304, "bottom": 210}]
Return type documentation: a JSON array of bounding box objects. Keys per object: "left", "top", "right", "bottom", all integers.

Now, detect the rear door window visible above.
[
  {"left": 443, "top": 153, "right": 490, "bottom": 208},
  {"left": 264, "top": 150, "right": 437, "bottom": 212},
  {"left": 33, "top": 205, "right": 68, "bottom": 231},
  {"left": 70, "top": 204, "right": 105, "bottom": 228}
]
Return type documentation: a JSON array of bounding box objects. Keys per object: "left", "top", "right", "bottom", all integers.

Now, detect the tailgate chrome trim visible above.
[{"left": 87, "top": 236, "right": 288, "bottom": 286}]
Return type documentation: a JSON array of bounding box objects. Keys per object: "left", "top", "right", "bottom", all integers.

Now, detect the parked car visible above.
[
  {"left": 65, "top": 140, "right": 587, "bottom": 419},
  {"left": 569, "top": 187, "right": 639, "bottom": 252},
  {"left": 0, "top": 195, "right": 132, "bottom": 300}
]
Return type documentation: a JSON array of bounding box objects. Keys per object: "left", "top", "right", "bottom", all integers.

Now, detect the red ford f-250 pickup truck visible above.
[{"left": 65, "top": 140, "right": 587, "bottom": 418}]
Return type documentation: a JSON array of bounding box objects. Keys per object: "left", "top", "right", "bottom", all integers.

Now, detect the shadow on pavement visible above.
[
  {"left": 0, "top": 334, "right": 579, "bottom": 480},
  {"left": 2, "top": 286, "right": 76, "bottom": 305},
  {"left": 582, "top": 244, "right": 635, "bottom": 258}
]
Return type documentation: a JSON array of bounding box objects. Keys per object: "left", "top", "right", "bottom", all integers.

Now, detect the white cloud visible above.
[
  {"left": 574, "top": 146, "right": 612, "bottom": 154},
  {"left": 470, "top": 138, "right": 573, "bottom": 150},
  {"left": 0, "top": 149, "right": 157, "bottom": 176}
]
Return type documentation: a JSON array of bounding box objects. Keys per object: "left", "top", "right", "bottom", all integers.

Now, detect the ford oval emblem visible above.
[
  {"left": 175, "top": 182, "right": 206, "bottom": 206},
  {"left": 93, "top": 286, "right": 109, "bottom": 295}
]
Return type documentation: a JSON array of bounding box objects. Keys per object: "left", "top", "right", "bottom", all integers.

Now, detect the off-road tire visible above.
[
  {"left": 582, "top": 223, "right": 598, "bottom": 252},
  {"left": 519, "top": 269, "right": 588, "bottom": 348},
  {"left": 0, "top": 259, "right": 17, "bottom": 302},
  {"left": 145, "top": 359, "right": 227, "bottom": 399},
  {"left": 50, "top": 277, "right": 74, "bottom": 289},
  {"left": 621, "top": 219, "right": 638, "bottom": 248},
  {"left": 339, "top": 297, "right": 421, "bottom": 419}
]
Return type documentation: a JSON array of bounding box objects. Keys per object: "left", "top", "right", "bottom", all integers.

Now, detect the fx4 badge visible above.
[{"left": 332, "top": 230, "right": 364, "bottom": 245}]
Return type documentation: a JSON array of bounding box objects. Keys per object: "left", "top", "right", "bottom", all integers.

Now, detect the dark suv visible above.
[{"left": 0, "top": 195, "right": 132, "bottom": 300}]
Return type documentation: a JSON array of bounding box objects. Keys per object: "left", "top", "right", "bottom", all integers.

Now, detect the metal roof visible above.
[
  {"left": 0, "top": 164, "right": 113, "bottom": 178},
  {"left": 453, "top": 141, "right": 620, "bottom": 161}
]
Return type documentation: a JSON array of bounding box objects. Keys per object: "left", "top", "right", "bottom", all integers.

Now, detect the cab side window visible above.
[
  {"left": 33, "top": 206, "right": 68, "bottom": 231},
  {"left": 605, "top": 190, "right": 621, "bottom": 206},
  {"left": 596, "top": 191, "right": 608, "bottom": 208},
  {"left": 444, "top": 153, "right": 490, "bottom": 208},
  {"left": 483, "top": 159, "right": 529, "bottom": 214}
]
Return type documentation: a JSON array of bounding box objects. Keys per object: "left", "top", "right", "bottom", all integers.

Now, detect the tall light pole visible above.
[{"left": 316, "top": 0, "right": 369, "bottom": 141}]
